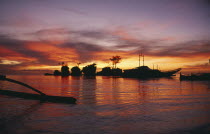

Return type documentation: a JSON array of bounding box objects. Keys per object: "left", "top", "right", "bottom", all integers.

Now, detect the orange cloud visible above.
[
  {"left": 0, "top": 28, "right": 209, "bottom": 74},
  {"left": 0, "top": 46, "right": 36, "bottom": 62},
  {"left": 0, "top": 46, "right": 20, "bottom": 56},
  {"left": 26, "top": 42, "right": 78, "bottom": 62}
]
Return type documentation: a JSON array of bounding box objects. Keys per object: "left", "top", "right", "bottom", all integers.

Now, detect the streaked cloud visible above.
[
  {"left": 0, "top": 60, "right": 21, "bottom": 65},
  {"left": 1, "top": 27, "right": 210, "bottom": 74}
]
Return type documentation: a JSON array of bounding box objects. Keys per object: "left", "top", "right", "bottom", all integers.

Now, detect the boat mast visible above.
[{"left": 139, "top": 51, "right": 142, "bottom": 67}]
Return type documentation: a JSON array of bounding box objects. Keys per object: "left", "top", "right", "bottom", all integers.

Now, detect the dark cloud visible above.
[
  {"left": 35, "top": 28, "right": 70, "bottom": 35},
  {"left": 0, "top": 34, "right": 58, "bottom": 65},
  {"left": 3, "top": 29, "right": 210, "bottom": 60},
  {"left": 31, "top": 28, "right": 118, "bottom": 44},
  {"left": 28, "top": 28, "right": 70, "bottom": 43},
  {"left": 71, "top": 30, "right": 115, "bottom": 40},
  {"left": 0, "top": 32, "right": 108, "bottom": 68},
  {"left": 27, "top": 28, "right": 113, "bottom": 62},
  {"left": 146, "top": 40, "right": 210, "bottom": 57},
  {"left": 1, "top": 28, "right": 210, "bottom": 73},
  {"left": 0, "top": 34, "right": 26, "bottom": 52},
  {"left": 62, "top": 42, "right": 106, "bottom": 62},
  {"left": 112, "top": 36, "right": 210, "bottom": 58},
  {"left": 113, "top": 39, "right": 160, "bottom": 52}
]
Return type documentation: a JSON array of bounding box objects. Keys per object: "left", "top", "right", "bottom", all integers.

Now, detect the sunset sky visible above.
[{"left": 0, "top": 0, "right": 210, "bottom": 74}]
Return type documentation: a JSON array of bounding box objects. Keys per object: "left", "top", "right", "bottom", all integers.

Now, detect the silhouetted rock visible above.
[
  {"left": 61, "top": 65, "right": 70, "bottom": 76},
  {"left": 71, "top": 66, "right": 82, "bottom": 76},
  {"left": 82, "top": 63, "right": 96, "bottom": 76}
]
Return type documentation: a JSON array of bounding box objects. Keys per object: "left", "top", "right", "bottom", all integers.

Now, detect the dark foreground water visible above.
[{"left": 0, "top": 75, "right": 210, "bottom": 134}]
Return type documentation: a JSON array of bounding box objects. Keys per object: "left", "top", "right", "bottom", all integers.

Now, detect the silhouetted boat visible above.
[
  {"left": 0, "top": 89, "right": 76, "bottom": 104},
  {"left": 123, "top": 66, "right": 181, "bottom": 79},
  {"left": 0, "top": 75, "right": 76, "bottom": 104},
  {"left": 180, "top": 73, "right": 210, "bottom": 81}
]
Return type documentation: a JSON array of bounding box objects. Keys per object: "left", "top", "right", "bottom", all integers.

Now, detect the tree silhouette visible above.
[
  {"left": 82, "top": 63, "right": 97, "bottom": 76},
  {"left": 71, "top": 66, "right": 81, "bottom": 76},
  {"left": 58, "top": 62, "right": 69, "bottom": 76},
  {"left": 97, "top": 67, "right": 112, "bottom": 76},
  {"left": 61, "top": 65, "right": 70, "bottom": 76},
  {"left": 77, "top": 62, "right": 81, "bottom": 67},
  {"left": 110, "top": 56, "right": 121, "bottom": 69}
]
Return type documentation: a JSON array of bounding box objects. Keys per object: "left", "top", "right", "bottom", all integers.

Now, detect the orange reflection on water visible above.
[
  {"left": 1, "top": 75, "right": 210, "bottom": 134},
  {"left": 95, "top": 77, "right": 210, "bottom": 117}
]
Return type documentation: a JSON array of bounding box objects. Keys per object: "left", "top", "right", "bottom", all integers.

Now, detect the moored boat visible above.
[
  {"left": 180, "top": 73, "right": 210, "bottom": 81},
  {"left": 123, "top": 66, "right": 181, "bottom": 79}
]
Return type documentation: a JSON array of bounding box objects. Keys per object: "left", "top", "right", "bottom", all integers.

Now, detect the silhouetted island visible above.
[
  {"left": 44, "top": 63, "right": 70, "bottom": 76},
  {"left": 82, "top": 63, "right": 97, "bottom": 76},
  {"left": 44, "top": 54, "right": 182, "bottom": 79},
  {"left": 71, "top": 66, "right": 82, "bottom": 76},
  {"left": 97, "top": 67, "right": 122, "bottom": 76},
  {"left": 61, "top": 65, "right": 70, "bottom": 76},
  {"left": 97, "top": 55, "right": 123, "bottom": 76},
  {"left": 45, "top": 63, "right": 96, "bottom": 77}
]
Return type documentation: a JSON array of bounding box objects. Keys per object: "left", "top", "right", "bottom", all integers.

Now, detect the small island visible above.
[{"left": 45, "top": 55, "right": 182, "bottom": 79}]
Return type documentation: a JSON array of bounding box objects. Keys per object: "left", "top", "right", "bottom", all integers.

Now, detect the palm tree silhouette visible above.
[{"left": 110, "top": 56, "right": 121, "bottom": 69}]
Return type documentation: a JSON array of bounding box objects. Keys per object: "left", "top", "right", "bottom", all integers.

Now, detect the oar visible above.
[{"left": 0, "top": 75, "right": 76, "bottom": 104}]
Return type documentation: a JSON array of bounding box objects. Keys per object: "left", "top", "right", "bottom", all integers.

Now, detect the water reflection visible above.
[
  {"left": 0, "top": 75, "right": 210, "bottom": 134},
  {"left": 80, "top": 76, "right": 97, "bottom": 104},
  {"left": 0, "top": 100, "right": 43, "bottom": 134},
  {"left": 60, "top": 76, "right": 69, "bottom": 95}
]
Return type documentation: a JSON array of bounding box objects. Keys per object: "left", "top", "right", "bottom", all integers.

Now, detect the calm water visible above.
[{"left": 0, "top": 75, "right": 210, "bottom": 134}]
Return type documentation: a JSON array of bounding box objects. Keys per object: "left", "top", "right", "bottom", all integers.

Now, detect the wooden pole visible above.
[
  {"left": 0, "top": 75, "right": 45, "bottom": 95},
  {"left": 0, "top": 75, "right": 76, "bottom": 104}
]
